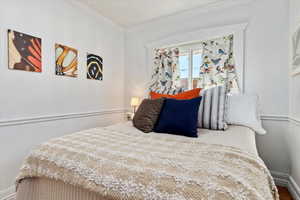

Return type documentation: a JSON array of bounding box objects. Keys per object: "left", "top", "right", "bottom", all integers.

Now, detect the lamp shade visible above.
[{"left": 130, "top": 97, "right": 140, "bottom": 107}]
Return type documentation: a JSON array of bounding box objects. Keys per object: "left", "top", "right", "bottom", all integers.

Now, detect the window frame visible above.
[{"left": 146, "top": 22, "right": 248, "bottom": 93}]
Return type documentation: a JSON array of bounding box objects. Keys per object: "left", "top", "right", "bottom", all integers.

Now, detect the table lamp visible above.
[{"left": 130, "top": 97, "right": 140, "bottom": 114}]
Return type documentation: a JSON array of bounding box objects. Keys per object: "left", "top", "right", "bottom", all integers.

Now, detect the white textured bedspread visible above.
[{"left": 17, "top": 123, "right": 278, "bottom": 200}]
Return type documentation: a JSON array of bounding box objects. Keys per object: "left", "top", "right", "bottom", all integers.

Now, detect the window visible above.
[
  {"left": 179, "top": 51, "right": 189, "bottom": 90},
  {"left": 179, "top": 47, "right": 203, "bottom": 90}
]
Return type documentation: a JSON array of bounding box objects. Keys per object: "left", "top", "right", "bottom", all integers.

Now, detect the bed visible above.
[{"left": 16, "top": 122, "right": 278, "bottom": 200}]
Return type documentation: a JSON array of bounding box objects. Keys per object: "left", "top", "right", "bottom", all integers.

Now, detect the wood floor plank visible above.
[{"left": 277, "top": 186, "right": 293, "bottom": 200}]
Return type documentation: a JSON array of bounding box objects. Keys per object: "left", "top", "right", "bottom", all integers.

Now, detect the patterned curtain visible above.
[
  {"left": 149, "top": 48, "right": 184, "bottom": 94},
  {"left": 198, "top": 35, "right": 239, "bottom": 92}
]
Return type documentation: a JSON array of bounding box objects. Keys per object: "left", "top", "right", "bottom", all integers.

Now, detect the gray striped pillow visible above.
[{"left": 198, "top": 85, "right": 228, "bottom": 130}]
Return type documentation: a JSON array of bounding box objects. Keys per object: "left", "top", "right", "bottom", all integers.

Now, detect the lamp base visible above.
[{"left": 126, "top": 112, "right": 134, "bottom": 121}]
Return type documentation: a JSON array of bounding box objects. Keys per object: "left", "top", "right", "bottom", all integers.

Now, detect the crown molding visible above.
[
  {"left": 0, "top": 109, "right": 125, "bottom": 127},
  {"left": 128, "top": 0, "right": 255, "bottom": 31},
  {"left": 145, "top": 22, "right": 248, "bottom": 49},
  {"left": 64, "top": 0, "right": 124, "bottom": 31}
]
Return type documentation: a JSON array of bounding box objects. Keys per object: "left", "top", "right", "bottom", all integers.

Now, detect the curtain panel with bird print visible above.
[
  {"left": 198, "top": 35, "right": 239, "bottom": 92},
  {"left": 149, "top": 48, "right": 184, "bottom": 94},
  {"left": 149, "top": 35, "right": 239, "bottom": 94}
]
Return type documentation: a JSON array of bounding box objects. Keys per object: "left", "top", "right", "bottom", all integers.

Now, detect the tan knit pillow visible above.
[{"left": 133, "top": 98, "right": 165, "bottom": 133}]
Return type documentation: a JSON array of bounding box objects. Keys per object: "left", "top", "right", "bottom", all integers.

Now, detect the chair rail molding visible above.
[
  {"left": 260, "top": 114, "right": 300, "bottom": 126},
  {"left": 290, "top": 116, "right": 300, "bottom": 126},
  {"left": 0, "top": 109, "right": 126, "bottom": 127},
  {"left": 0, "top": 186, "right": 15, "bottom": 200},
  {"left": 261, "top": 115, "right": 289, "bottom": 121}
]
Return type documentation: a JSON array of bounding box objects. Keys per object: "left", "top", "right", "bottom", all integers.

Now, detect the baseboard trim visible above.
[
  {"left": 0, "top": 109, "right": 126, "bottom": 127},
  {"left": 0, "top": 186, "right": 15, "bottom": 200},
  {"left": 289, "top": 176, "right": 300, "bottom": 200},
  {"left": 271, "top": 171, "right": 290, "bottom": 187},
  {"left": 271, "top": 171, "right": 300, "bottom": 200}
]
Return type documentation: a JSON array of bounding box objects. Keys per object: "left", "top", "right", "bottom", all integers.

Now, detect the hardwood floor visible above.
[{"left": 278, "top": 186, "right": 293, "bottom": 200}]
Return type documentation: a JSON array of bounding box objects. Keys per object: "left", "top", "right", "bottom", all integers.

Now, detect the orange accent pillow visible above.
[{"left": 150, "top": 88, "right": 201, "bottom": 100}]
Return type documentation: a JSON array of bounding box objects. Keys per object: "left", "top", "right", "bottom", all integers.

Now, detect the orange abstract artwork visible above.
[
  {"left": 8, "top": 30, "right": 42, "bottom": 72},
  {"left": 55, "top": 44, "right": 78, "bottom": 77}
]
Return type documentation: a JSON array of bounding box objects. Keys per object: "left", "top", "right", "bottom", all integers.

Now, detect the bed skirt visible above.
[{"left": 16, "top": 178, "right": 105, "bottom": 200}]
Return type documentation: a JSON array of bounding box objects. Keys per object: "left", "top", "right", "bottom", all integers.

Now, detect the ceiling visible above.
[{"left": 75, "top": 0, "right": 227, "bottom": 28}]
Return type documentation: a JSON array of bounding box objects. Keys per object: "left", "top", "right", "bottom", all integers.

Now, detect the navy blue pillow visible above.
[{"left": 154, "top": 97, "right": 202, "bottom": 138}]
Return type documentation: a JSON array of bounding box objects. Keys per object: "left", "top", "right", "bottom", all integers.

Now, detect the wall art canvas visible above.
[
  {"left": 292, "top": 25, "right": 300, "bottom": 75},
  {"left": 55, "top": 44, "right": 78, "bottom": 77},
  {"left": 293, "top": 26, "right": 300, "bottom": 65},
  {"left": 8, "top": 30, "right": 42, "bottom": 72},
  {"left": 87, "top": 53, "right": 103, "bottom": 80}
]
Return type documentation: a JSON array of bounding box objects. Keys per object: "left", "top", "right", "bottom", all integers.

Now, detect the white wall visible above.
[
  {"left": 124, "top": 0, "right": 290, "bottom": 174},
  {"left": 0, "top": 0, "right": 125, "bottom": 192},
  {"left": 289, "top": 0, "right": 300, "bottom": 188},
  {"left": 0, "top": 0, "right": 297, "bottom": 197}
]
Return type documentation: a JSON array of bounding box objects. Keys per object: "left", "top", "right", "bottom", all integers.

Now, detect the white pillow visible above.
[{"left": 225, "top": 94, "right": 266, "bottom": 134}]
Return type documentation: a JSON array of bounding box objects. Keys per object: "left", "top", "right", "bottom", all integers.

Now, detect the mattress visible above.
[
  {"left": 113, "top": 122, "right": 258, "bottom": 156},
  {"left": 16, "top": 122, "right": 276, "bottom": 200}
]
